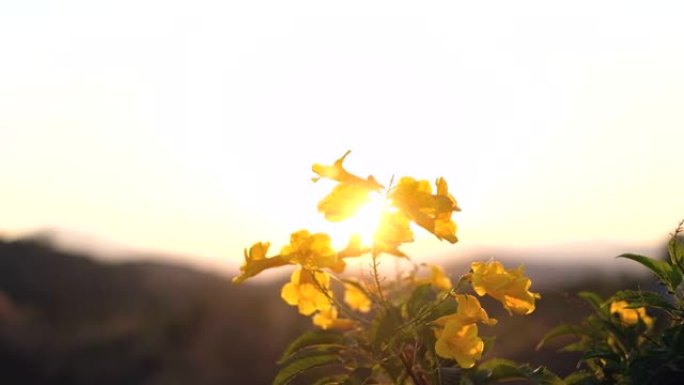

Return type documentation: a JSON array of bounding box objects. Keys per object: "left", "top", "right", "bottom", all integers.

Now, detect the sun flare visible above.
[{"left": 327, "top": 191, "right": 387, "bottom": 250}]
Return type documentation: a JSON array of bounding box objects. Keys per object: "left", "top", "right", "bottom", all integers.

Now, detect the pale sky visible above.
[{"left": 2, "top": 1, "right": 683, "bottom": 274}]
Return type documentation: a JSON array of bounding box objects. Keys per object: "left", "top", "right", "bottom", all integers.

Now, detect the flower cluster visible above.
[
  {"left": 232, "top": 152, "right": 542, "bottom": 385},
  {"left": 430, "top": 260, "right": 539, "bottom": 368},
  {"left": 433, "top": 294, "right": 497, "bottom": 368}
]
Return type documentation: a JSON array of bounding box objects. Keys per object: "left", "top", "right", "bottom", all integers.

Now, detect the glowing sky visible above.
[{"left": 2, "top": 1, "right": 683, "bottom": 273}]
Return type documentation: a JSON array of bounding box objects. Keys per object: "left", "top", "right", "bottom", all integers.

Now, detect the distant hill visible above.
[
  {"left": 0, "top": 237, "right": 657, "bottom": 384},
  {"left": 0, "top": 237, "right": 308, "bottom": 385}
]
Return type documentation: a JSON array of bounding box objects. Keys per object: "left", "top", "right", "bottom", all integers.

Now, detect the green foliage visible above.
[
  {"left": 278, "top": 330, "right": 350, "bottom": 364},
  {"left": 537, "top": 223, "right": 684, "bottom": 385},
  {"left": 273, "top": 354, "right": 341, "bottom": 385},
  {"left": 617, "top": 253, "right": 682, "bottom": 289},
  {"left": 461, "top": 358, "right": 564, "bottom": 385}
]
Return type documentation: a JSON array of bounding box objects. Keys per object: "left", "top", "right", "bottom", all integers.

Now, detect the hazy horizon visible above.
[{"left": 2, "top": 226, "right": 664, "bottom": 281}]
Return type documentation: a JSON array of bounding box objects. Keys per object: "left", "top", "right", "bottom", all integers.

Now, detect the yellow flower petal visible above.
[
  {"left": 280, "top": 268, "right": 332, "bottom": 316},
  {"left": 389, "top": 177, "right": 459, "bottom": 243},
  {"left": 312, "top": 306, "right": 357, "bottom": 331},
  {"left": 280, "top": 230, "right": 345, "bottom": 272},
  {"left": 374, "top": 210, "right": 414, "bottom": 257},
  {"left": 233, "top": 242, "right": 290, "bottom": 283},
  {"left": 312, "top": 151, "right": 384, "bottom": 222},
  {"left": 312, "top": 306, "right": 338, "bottom": 329},
  {"left": 343, "top": 283, "right": 371, "bottom": 313},
  {"left": 317, "top": 182, "right": 375, "bottom": 222},
  {"left": 434, "top": 294, "right": 497, "bottom": 327}
]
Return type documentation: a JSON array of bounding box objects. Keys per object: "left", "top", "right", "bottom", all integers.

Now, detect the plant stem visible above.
[
  {"left": 371, "top": 247, "right": 387, "bottom": 304},
  {"left": 399, "top": 346, "right": 427, "bottom": 385},
  {"left": 311, "top": 270, "right": 370, "bottom": 325}
]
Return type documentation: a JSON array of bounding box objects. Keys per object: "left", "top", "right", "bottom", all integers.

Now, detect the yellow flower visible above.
[
  {"left": 312, "top": 151, "right": 384, "bottom": 222},
  {"left": 373, "top": 210, "right": 414, "bottom": 257},
  {"left": 389, "top": 177, "right": 460, "bottom": 243},
  {"left": 343, "top": 283, "right": 371, "bottom": 313},
  {"left": 435, "top": 294, "right": 497, "bottom": 327},
  {"left": 434, "top": 320, "right": 484, "bottom": 368},
  {"left": 312, "top": 306, "right": 357, "bottom": 330},
  {"left": 233, "top": 242, "right": 290, "bottom": 283},
  {"left": 429, "top": 264, "right": 453, "bottom": 291},
  {"left": 281, "top": 230, "right": 345, "bottom": 273},
  {"left": 281, "top": 268, "right": 332, "bottom": 316},
  {"left": 610, "top": 300, "right": 654, "bottom": 329},
  {"left": 470, "top": 260, "right": 540, "bottom": 315}
]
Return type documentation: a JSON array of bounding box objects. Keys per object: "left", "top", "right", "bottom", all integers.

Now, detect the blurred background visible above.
[{"left": 1, "top": 1, "right": 683, "bottom": 384}]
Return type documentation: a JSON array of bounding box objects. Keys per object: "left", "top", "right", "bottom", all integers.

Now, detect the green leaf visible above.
[
  {"left": 558, "top": 341, "right": 590, "bottom": 353},
  {"left": 311, "top": 375, "right": 347, "bottom": 385},
  {"left": 437, "top": 367, "right": 461, "bottom": 385},
  {"left": 564, "top": 371, "right": 600, "bottom": 385},
  {"left": 405, "top": 284, "right": 437, "bottom": 318},
  {"left": 371, "top": 306, "right": 403, "bottom": 352},
  {"left": 617, "top": 253, "right": 682, "bottom": 288},
  {"left": 342, "top": 367, "right": 373, "bottom": 385},
  {"left": 662, "top": 323, "right": 684, "bottom": 350},
  {"left": 278, "top": 330, "right": 348, "bottom": 364},
  {"left": 577, "top": 291, "right": 604, "bottom": 310},
  {"left": 278, "top": 344, "right": 349, "bottom": 367},
  {"left": 430, "top": 293, "right": 458, "bottom": 320},
  {"left": 481, "top": 336, "right": 496, "bottom": 357},
  {"left": 520, "top": 366, "right": 565, "bottom": 385},
  {"left": 537, "top": 324, "right": 592, "bottom": 350},
  {"left": 475, "top": 358, "right": 523, "bottom": 380},
  {"left": 582, "top": 350, "right": 619, "bottom": 361},
  {"left": 273, "top": 354, "right": 341, "bottom": 385},
  {"left": 474, "top": 359, "right": 564, "bottom": 385},
  {"left": 668, "top": 235, "right": 684, "bottom": 269}
]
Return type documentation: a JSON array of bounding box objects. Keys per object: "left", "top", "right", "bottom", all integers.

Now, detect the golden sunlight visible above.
[{"left": 326, "top": 191, "right": 386, "bottom": 250}]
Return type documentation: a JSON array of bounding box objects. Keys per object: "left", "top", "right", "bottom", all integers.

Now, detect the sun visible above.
[{"left": 325, "top": 191, "right": 387, "bottom": 250}]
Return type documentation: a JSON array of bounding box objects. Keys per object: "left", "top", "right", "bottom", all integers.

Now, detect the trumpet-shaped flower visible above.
[
  {"left": 435, "top": 294, "right": 497, "bottom": 327},
  {"left": 312, "top": 151, "right": 384, "bottom": 222},
  {"left": 280, "top": 230, "right": 344, "bottom": 273},
  {"left": 389, "top": 177, "right": 460, "bottom": 243},
  {"left": 233, "top": 242, "right": 290, "bottom": 283},
  {"left": 469, "top": 260, "right": 540, "bottom": 315},
  {"left": 281, "top": 268, "right": 332, "bottom": 316},
  {"left": 434, "top": 320, "right": 484, "bottom": 368},
  {"left": 610, "top": 300, "right": 654, "bottom": 329},
  {"left": 343, "top": 283, "right": 372, "bottom": 313}
]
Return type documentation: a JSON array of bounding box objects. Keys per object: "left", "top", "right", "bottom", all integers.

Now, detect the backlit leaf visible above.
[
  {"left": 617, "top": 253, "right": 682, "bottom": 288},
  {"left": 273, "top": 354, "right": 341, "bottom": 385},
  {"left": 278, "top": 330, "right": 348, "bottom": 363},
  {"left": 577, "top": 291, "right": 604, "bottom": 311},
  {"left": 668, "top": 235, "right": 684, "bottom": 269}
]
